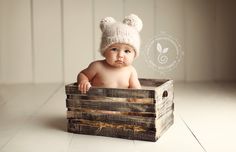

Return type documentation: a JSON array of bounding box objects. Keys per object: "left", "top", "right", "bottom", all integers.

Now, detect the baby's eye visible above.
[
  {"left": 125, "top": 50, "right": 131, "bottom": 53},
  {"left": 111, "top": 48, "right": 117, "bottom": 51}
]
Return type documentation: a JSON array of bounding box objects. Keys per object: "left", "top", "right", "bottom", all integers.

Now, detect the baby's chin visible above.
[{"left": 110, "top": 62, "right": 130, "bottom": 68}]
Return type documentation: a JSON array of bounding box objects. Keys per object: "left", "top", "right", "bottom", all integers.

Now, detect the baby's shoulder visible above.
[
  {"left": 127, "top": 65, "right": 136, "bottom": 72},
  {"left": 126, "top": 65, "right": 139, "bottom": 77},
  {"left": 88, "top": 60, "right": 105, "bottom": 69}
]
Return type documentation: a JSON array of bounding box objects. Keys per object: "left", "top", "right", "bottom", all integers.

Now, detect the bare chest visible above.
[{"left": 92, "top": 68, "right": 131, "bottom": 88}]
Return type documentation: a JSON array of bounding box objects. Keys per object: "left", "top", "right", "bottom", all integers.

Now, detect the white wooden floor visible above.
[{"left": 0, "top": 82, "right": 235, "bottom": 152}]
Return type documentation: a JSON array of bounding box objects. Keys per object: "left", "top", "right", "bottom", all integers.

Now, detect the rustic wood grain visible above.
[
  {"left": 65, "top": 79, "right": 174, "bottom": 141},
  {"left": 66, "top": 99, "right": 155, "bottom": 112},
  {"left": 65, "top": 85, "right": 155, "bottom": 98},
  {"left": 67, "top": 110, "right": 174, "bottom": 141},
  {"left": 67, "top": 111, "right": 156, "bottom": 129},
  {"left": 68, "top": 122, "right": 157, "bottom": 141},
  {"left": 67, "top": 108, "right": 156, "bottom": 117},
  {"left": 67, "top": 95, "right": 154, "bottom": 104}
]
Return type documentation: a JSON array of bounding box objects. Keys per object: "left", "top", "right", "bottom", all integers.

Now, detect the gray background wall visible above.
[{"left": 0, "top": 0, "right": 236, "bottom": 84}]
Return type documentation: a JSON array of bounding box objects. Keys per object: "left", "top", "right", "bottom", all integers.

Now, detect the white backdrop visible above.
[{"left": 0, "top": 0, "right": 236, "bottom": 83}]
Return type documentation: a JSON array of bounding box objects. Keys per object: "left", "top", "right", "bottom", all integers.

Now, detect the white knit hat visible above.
[{"left": 100, "top": 14, "right": 143, "bottom": 58}]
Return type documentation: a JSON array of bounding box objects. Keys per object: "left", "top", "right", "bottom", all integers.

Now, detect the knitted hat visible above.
[{"left": 100, "top": 14, "right": 143, "bottom": 58}]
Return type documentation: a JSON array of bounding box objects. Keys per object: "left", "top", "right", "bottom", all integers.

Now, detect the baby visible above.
[{"left": 77, "top": 14, "right": 143, "bottom": 93}]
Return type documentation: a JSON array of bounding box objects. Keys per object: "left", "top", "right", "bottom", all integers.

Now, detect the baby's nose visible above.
[{"left": 118, "top": 51, "right": 124, "bottom": 58}]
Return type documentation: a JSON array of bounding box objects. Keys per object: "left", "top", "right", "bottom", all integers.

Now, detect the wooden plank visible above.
[
  {"left": 185, "top": 0, "right": 215, "bottom": 81},
  {"left": 68, "top": 108, "right": 156, "bottom": 118},
  {"left": 65, "top": 86, "right": 155, "bottom": 98},
  {"left": 33, "top": 0, "right": 63, "bottom": 83},
  {"left": 66, "top": 79, "right": 170, "bottom": 88},
  {"left": 155, "top": 110, "right": 174, "bottom": 138},
  {"left": 155, "top": 80, "right": 174, "bottom": 105},
  {"left": 68, "top": 119, "right": 157, "bottom": 141},
  {"left": 67, "top": 95, "right": 154, "bottom": 104},
  {"left": 0, "top": 0, "right": 32, "bottom": 83},
  {"left": 65, "top": 80, "right": 173, "bottom": 99},
  {"left": 67, "top": 111, "right": 156, "bottom": 129},
  {"left": 156, "top": 115, "right": 174, "bottom": 139},
  {"left": 155, "top": 0, "right": 185, "bottom": 81},
  {"left": 156, "top": 102, "right": 174, "bottom": 119},
  {"left": 66, "top": 98, "right": 173, "bottom": 115},
  {"left": 66, "top": 99, "right": 155, "bottom": 112},
  {"left": 67, "top": 103, "right": 173, "bottom": 120},
  {"left": 124, "top": 0, "right": 157, "bottom": 79},
  {"left": 63, "top": 0, "right": 93, "bottom": 83},
  {"left": 154, "top": 80, "right": 174, "bottom": 118},
  {"left": 215, "top": 0, "right": 236, "bottom": 81}
]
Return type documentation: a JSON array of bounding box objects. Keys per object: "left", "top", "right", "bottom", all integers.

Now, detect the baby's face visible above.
[{"left": 104, "top": 43, "right": 135, "bottom": 68}]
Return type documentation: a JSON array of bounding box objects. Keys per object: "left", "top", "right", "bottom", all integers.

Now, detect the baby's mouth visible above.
[{"left": 115, "top": 60, "right": 123, "bottom": 64}]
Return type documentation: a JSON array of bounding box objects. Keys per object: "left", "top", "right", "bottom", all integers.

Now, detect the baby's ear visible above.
[
  {"left": 100, "top": 17, "right": 116, "bottom": 32},
  {"left": 123, "top": 14, "right": 143, "bottom": 32}
]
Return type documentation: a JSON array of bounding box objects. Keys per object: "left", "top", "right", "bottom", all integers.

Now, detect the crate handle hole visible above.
[{"left": 162, "top": 90, "right": 168, "bottom": 98}]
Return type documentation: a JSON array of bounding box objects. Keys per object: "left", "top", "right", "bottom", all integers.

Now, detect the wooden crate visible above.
[{"left": 65, "top": 78, "right": 174, "bottom": 141}]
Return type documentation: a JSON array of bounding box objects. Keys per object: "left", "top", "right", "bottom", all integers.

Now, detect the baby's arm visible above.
[
  {"left": 77, "top": 62, "right": 98, "bottom": 93},
  {"left": 129, "top": 67, "right": 141, "bottom": 89}
]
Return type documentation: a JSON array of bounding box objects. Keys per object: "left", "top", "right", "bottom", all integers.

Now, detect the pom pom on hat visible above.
[
  {"left": 99, "top": 14, "right": 143, "bottom": 58},
  {"left": 123, "top": 14, "right": 143, "bottom": 32},
  {"left": 100, "top": 17, "right": 116, "bottom": 32}
]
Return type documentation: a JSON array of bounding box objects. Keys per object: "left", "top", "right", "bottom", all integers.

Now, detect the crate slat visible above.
[
  {"left": 67, "top": 95, "right": 154, "bottom": 104},
  {"left": 68, "top": 122, "right": 156, "bottom": 141},
  {"left": 66, "top": 99, "right": 155, "bottom": 112},
  {"left": 66, "top": 86, "right": 155, "bottom": 98},
  {"left": 67, "top": 111, "right": 156, "bottom": 129},
  {"left": 67, "top": 108, "right": 156, "bottom": 117}
]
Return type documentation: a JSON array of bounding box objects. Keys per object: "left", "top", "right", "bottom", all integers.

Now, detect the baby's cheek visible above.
[{"left": 127, "top": 57, "right": 134, "bottom": 64}]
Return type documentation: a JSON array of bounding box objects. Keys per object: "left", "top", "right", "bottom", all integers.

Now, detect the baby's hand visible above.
[{"left": 78, "top": 81, "right": 91, "bottom": 94}]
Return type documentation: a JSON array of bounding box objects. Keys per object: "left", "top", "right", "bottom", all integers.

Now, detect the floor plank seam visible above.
[
  {"left": 0, "top": 133, "right": 18, "bottom": 152},
  {"left": 0, "top": 84, "right": 63, "bottom": 152},
  {"left": 29, "top": 83, "right": 63, "bottom": 118},
  {"left": 179, "top": 115, "right": 207, "bottom": 152},
  {"left": 66, "top": 133, "right": 74, "bottom": 152},
  {"left": 0, "top": 91, "right": 24, "bottom": 151}
]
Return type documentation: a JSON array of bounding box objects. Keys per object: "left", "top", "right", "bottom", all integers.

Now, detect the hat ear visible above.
[
  {"left": 123, "top": 14, "right": 143, "bottom": 32},
  {"left": 100, "top": 17, "right": 116, "bottom": 32}
]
